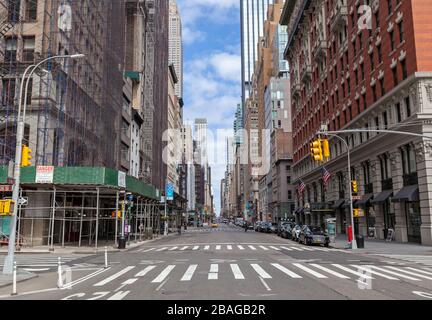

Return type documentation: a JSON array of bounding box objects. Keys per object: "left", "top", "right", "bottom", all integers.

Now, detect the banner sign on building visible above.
[
  {"left": 118, "top": 171, "right": 126, "bottom": 188},
  {"left": 166, "top": 183, "right": 174, "bottom": 201},
  {"left": 35, "top": 166, "right": 54, "bottom": 184}
]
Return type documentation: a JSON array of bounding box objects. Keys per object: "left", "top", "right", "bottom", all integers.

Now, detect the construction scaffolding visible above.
[
  {"left": 14, "top": 188, "right": 161, "bottom": 249},
  {"left": 0, "top": 0, "right": 125, "bottom": 169}
]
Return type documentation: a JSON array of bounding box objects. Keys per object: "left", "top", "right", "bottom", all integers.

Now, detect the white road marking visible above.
[
  {"left": 332, "top": 264, "right": 374, "bottom": 279},
  {"left": 107, "top": 291, "right": 130, "bottom": 300},
  {"left": 405, "top": 267, "right": 432, "bottom": 276},
  {"left": 290, "top": 247, "right": 304, "bottom": 251},
  {"left": 215, "top": 245, "right": 221, "bottom": 250},
  {"left": 169, "top": 247, "right": 178, "bottom": 251},
  {"left": 385, "top": 266, "right": 432, "bottom": 280},
  {"left": 237, "top": 245, "right": 245, "bottom": 250},
  {"left": 300, "top": 247, "right": 314, "bottom": 251},
  {"left": 204, "top": 245, "right": 210, "bottom": 250},
  {"left": 292, "top": 263, "right": 328, "bottom": 278},
  {"left": 369, "top": 266, "right": 420, "bottom": 281},
  {"left": 141, "top": 248, "right": 156, "bottom": 253},
  {"left": 155, "top": 278, "right": 169, "bottom": 291},
  {"left": 259, "top": 276, "right": 272, "bottom": 291},
  {"left": 271, "top": 263, "right": 302, "bottom": 278},
  {"left": 227, "top": 245, "right": 233, "bottom": 250},
  {"left": 135, "top": 266, "right": 156, "bottom": 277},
  {"left": 23, "top": 268, "right": 50, "bottom": 272},
  {"left": 192, "top": 246, "right": 200, "bottom": 251},
  {"left": 259, "top": 245, "right": 269, "bottom": 251},
  {"left": 180, "top": 246, "right": 189, "bottom": 251},
  {"left": 181, "top": 265, "right": 198, "bottom": 281},
  {"left": 352, "top": 265, "right": 399, "bottom": 280},
  {"left": 114, "top": 278, "right": 138, "bottom": 292},
  {"left": 248, "top": 245, "right": 257, "bottom": 250},
  {"left": 310, "top": 264, "right": 350, "bottom": 279},
  {"left": 230, "top": 264, "right": 245, "bottom": 280},
  {"left": 155, "top": 247, "right": 168, "bottom": 252},
  {"left": 281, "top": 246, "right": 293, "bottom": 251},
  {"left": 151, "top": 265, "right": 176, "bottom": 283},
  {"left": 94, "top": 266, "right": 135, "bottom": 287},
  {"left": 269, "top": 246, "right": 281, "bottom": 251},
  {"left": 209, "top": 264, "right": 218, "bottom": 280},
  {"left": 251, "top": 264, "right": 272, "bottom": 279}
]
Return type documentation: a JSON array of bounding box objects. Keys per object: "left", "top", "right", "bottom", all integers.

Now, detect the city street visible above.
[{"left": 1, "top": 223, "right": 432, "bottom": 300}]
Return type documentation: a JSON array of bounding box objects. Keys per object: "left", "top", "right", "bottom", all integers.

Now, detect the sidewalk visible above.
[
  {"left": 0, "top": 232, "right": 178, "bottom": 255},
  {"left": 332, "top": 235, "right": 432, "bottom": 255},
  {"left": 0, "top": 271, "right": 38, "bottom": 289}
]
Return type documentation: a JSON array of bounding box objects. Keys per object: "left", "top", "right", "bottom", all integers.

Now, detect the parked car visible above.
[
  {"left": 281, "top": 224, "right": 293, "bottom": 239},
  {"left": 270, "top": 223, "right": 278, "bottom": 233},
  {"left": 277, "top": 221, "right": 291, "bottom": 236},
  {"left": 260, "top": 222, "right": 271, "bottom": 233},
  {"left": 299, "top": 225, "right": 330, "bottom": 247},
  {"left": 291, "top": 225, "right": 303, "bottom": 242},
  {"left": 254, "top": 221, "right": 261, "bottom": 231}
]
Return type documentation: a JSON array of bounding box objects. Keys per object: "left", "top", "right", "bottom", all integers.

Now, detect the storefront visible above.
[
  {"left": 356, "top": 194, "right": 375, "bottom": 236},
  {"left": 392, "top": 185, "right": 421, "bottom": 243},
  {"left": 333, "top": 199, "right": 345, "bottom": 234},
  {"left": 371, "top": 190, "right": 394, "bottom": 239}
]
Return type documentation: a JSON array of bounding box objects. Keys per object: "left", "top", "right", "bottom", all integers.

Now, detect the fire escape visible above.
[{"left": 0, "top": 0, "right": 20, "bottom": 77}]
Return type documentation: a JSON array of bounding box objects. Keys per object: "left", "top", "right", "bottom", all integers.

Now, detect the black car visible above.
[
  {"left": 281, "top": 224, "right": 293, "bottom": 239},
  {"left": 277, "top": 221, "right": 291, "bottom": 236},
  {"left": 299, "top": 225, "right": 330, "bottom": 247},
  {"left": 260, "top": 222, "right": 272, "bottom": 233}
]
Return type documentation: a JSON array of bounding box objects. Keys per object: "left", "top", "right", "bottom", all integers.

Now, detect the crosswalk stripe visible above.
[
  {"left": 122, "top": 278, "right": 138, "bottom": 285},
  {"left": 204, "top": 245, "right": 210, "bottom": 250},
  {"left": 180, "top": 246, "right": 189, "bottom": 251},
  {"left": 271, "top": 263, "right": 302, "bottom": 278},
  {"left": 292, "top": 263, "right": 327, "bottom": 278},
  {"left": 405, "top": 267, "right": 432, "bottom": 276},
  {"left": 94, "top": 266, "right": 135, "bottom": 287},
  {"left": 135, "top": 266, "right": 156, "bottom": 277},
  {"left": 259, "top": 246, "right": 269, "bottom": 251},
  {"left": 230, "top": 264, "right": 245, "bottom": 280},
  {"left": 290, "top": 247, "right": 304, "bottom": 251},
  {"left": 192, "top": 246, "right": 199, "bottom": 251},
  {"left": 155, "top": 247, "right": 168, "bottom": 252},
  {"left": 248, "top": 245, "right": 257, "bottom": 250},
  {"left": 227, "top": 245, "right": 233, "bottom": 250},
  {"left": 332, "top": 264, "right": 374, "bottom": 279},
  {"left": 352, "top": 265, "right": 399, "bottom": 280},
  {"left": 209, "top": 264, "right": 218, "bottom": 280},
  {"left": 169, "top": 247, "right": 178, "bottom": 251},
  {"left": 151, "top": 265, "right": 176, "bottom": 283},
  {"left": 314, "top": 247, "right": 331, "bottom": 252},
  {"left": 237, "top": 245, "right": 245, "bottom": 250},
  {"left": 369, "top": 266, "right": 420, "bottom": 281},
  {"left": 216, "top": 245, "right": 221, "bottom": 250},
  {"left": 385, "top": 266, "right": 432, "bottom": 280},
  {"left": 269, "top": 246, "right": 281, "bottom": 251},
  {"left": 300, "top": 247, "right": 314, "bottom": 251},
  {"left": 181, "top": 265, "right": 198, "bottom": 281},
  {"left": 281, "top": 246, "right": 293, "bottom": 251},
  {"left": 310, "top": 264, "right": 350, "bottom": 279},
  {"left": 251, "top": 264, "right": 272, "bottom": 279}
]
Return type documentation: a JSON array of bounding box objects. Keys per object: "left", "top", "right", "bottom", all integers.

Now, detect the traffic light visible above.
[
  {"left": 353, "top": 208, "right": 359, "bottom": 218},
  {"left": 21, "top": 145, "right": 32, "bottom": 167},
  {"left": 323, "top": 139, "right": 330, "bottom": 159},
  {"left": 310, "top": 140, "right": 323, "bottom": 162},
  {"left": 0, "top": 200, "right": 15, "bottom": 215},
  {"left": 351, "top": 180, "right": 358, "bottom": 194},
  {"left": 112, "top": 210, "right": 122, "bottom": 218}
]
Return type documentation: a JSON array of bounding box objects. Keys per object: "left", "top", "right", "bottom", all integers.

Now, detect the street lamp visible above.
[{"left": 2, "top": 54, "right": 85, "bottom": 274}]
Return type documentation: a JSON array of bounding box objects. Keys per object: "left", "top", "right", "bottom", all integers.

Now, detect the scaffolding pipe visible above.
[
  {"left": 16, "top": 189, "right": 23, "bottom": 249},
  {"left": 115, "top": 191, "right": 119, "bottom": 246},
  {"left": 78, "top": 195, "right": 84, "bottom": 247},
  {"left": 50, "top": 187, "right": 56, "bottom": 250},
  {"left": 95, "top": 188, "right": 100, "bottom": 249},
  {"left": 62, "top": 193, "right": 66, "bottom": 248}
]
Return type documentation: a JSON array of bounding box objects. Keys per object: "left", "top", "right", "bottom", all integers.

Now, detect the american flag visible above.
[
  {"left": 298, "top": 180, "right": 306, "bottom": 194},
  {"left": 322, "top": 166, "right": 332, "bottom": 186}
]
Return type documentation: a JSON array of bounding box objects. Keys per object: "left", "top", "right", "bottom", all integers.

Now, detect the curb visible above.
[{"left": 0, "top": 273, "right": 38, "bottom": 289}]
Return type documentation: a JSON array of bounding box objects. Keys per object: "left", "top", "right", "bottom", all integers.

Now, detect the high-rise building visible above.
[
  {"left": 240, "top": 0, "right": 275, "bottom": 110},
  {"left": 281, "top": 0, "right": 432, "bottom": 245},
  {"left": 168, "top": 0, "right": 183, "bottom": 98}
]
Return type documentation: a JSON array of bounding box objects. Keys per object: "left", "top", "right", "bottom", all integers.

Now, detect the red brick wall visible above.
[{"left": 411, "top": 0, "right": 432, "bottom": 71}]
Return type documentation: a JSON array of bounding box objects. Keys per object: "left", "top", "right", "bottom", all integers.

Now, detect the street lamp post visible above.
[
  {"left": 2, "top": 54, "right": 85, "bottom": 274},
  {"left": 323, "top": 133, "right": 357, "bottom": 250}
]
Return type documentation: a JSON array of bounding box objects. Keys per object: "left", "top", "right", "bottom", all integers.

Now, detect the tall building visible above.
[
  {"left": 281, "top": 0, "right": 432, "bottom": 245},
  {"left": 240, "top": 0, "right": 274, "bottom": 110},
  {"left": 168, "top": 0, "right": 183, "bottom": 98},
  {"left": 194, "top": 118, "right": 207, "bottom": 166}
]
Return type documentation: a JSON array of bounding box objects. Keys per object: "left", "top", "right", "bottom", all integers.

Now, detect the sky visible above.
[{"left": 177, "top": 0, "right": 241, "bottom": 216}]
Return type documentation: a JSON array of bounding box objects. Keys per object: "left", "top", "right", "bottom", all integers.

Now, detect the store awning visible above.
[
  {"left": 333, "top": 199, "right": 345, "bottom": 209},
  {"left": 371, "top": 190, "right": 393, "bottom": 204},
  {"left": 357, "top": 194, "right": 374, "bottom": 207},
  {"left": 342, "top": 200, "right": 357, "bottom": 208},
  {"left": 391, "top": 185, "right": 419, "bottom": 202}
]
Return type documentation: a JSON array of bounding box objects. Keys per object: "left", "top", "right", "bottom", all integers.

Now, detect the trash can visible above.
[
  {"left": 118, "top": 237, "right": 127, "bottom": 249},
  {"left": 355, "top": 235, "right": 364, "bottom": 249}
]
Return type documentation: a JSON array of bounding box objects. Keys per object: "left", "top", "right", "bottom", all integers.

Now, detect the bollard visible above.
[
  {"left": 104, "top": 246, "right": 108, "bottom": 269},
  {"left": 57, "top": 257, "right": 63, "bottom": 289},
  {"left": 11, "top": 261, "right": 17, "bottom": 296}
]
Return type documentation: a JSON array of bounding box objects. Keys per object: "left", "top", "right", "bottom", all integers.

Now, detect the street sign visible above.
[
  {"left": 18, "top": 197, "right": 28, "bottom": 206},
  {"left": 166, "top": 183, "right": 174, "bottom": 201},
  {"left": 0, "top": 185, "right": 13, "bottom": 192},
  {"left": 352, "top": 195, "right": 362, "bottom": 200}
]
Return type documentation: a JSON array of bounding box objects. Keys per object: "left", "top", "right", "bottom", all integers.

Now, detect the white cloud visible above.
[
  {"left": 209, "top": 53, "right": 241, "bottom": 83},
  {"left": 183, "top": 27, "right": 206, "bottom": 45}
]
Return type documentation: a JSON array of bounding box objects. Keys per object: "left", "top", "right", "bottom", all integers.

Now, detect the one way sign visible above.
[{"left": 18, "top": 197, "right": 28, "bottom": 206}]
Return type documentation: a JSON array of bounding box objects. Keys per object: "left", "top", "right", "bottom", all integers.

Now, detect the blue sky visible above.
[{"left": 177, "top": 0, "right": 241, "bottom": 215}]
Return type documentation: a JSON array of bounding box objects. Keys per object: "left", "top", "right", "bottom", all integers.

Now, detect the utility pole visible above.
[{"left": 164, "top": 178, "right": 168, "bottom": 236}]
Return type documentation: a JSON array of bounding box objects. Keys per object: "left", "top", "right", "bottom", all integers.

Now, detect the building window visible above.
[
  {"left": 8, "top": 0, "right": 20, "bottom": 22},
  {"left": 287, "top": 176, "right": 291, "bottom": 184},
  {"left": 390, "top": 30, "right": 395, "bottom": 51},
  {"left": 361, "top": 64, "right": 365, "bottom": 80},
  {"left": 392, "top": 67, "right": 398, "bottom": 86},
  {"left": 398, "top": 21, "right": 404, "bottom": 42},
  {"left": 362, "top": 93, "right": 367, "bottom": 110},
  {"left": 387, "top": 0, "right": 393, "bottom": 15},
  {"left": 383, "top": 111, "right": 388, "bottom": 128},
  {"left": 401, "top": 144, "right": 417, "bottom": 176},
  {"left": 23, "top": 36, "right": 35, "bottom": 62},
  {"left": 372, "top": 85, "right": 377, "bottom": 102},
  {"left": 396, "top": 103, "right": 402, "bottom": 122},
  {"left": 405, "top": 96, "right": 411, "bottom": 117},
  {"left": 5, "top": 37, "right": 17, "bottom": 62},
  {"left": 25, "top": 0, "right": 37, "bottom": 21},
  {"left": 288, "top": 190, "right": 292, "bottom": 200},
  {"left": 401, "top": 59, "right": 407, "bottom": 80},
  {"left": 380, "top": 153, "right": 391, "bottom": 180},
  {"left": 1, "top": 79, "right": 16, "bottom": 106},
  {"left": 375, "top": 9, "right": 380, "bottom": 28},
  {"left": 370, "top": 52, "right": 374, "bottom": 70},
  {"left": 377, "top": 44, "right": 383, "bottom": 63}
]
